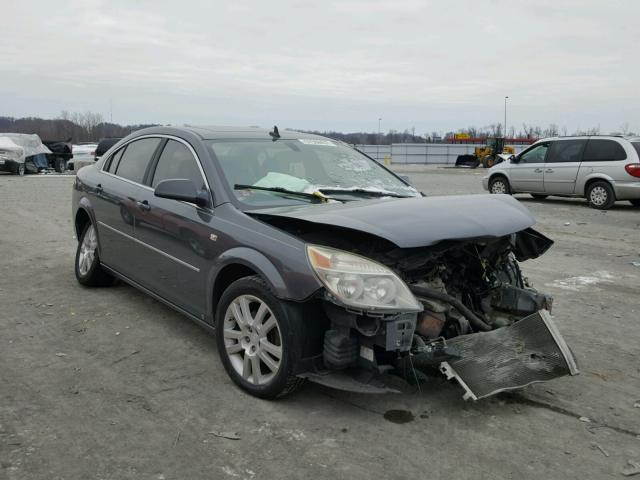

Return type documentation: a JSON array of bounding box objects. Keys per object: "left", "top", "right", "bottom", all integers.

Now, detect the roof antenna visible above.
[{"left": 269, "top": 125, "right": 280, "bottom": 141}]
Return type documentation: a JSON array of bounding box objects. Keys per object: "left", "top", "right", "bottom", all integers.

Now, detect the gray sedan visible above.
[{"left": 72, "top": 125, "right": 578, "bottom": 401}]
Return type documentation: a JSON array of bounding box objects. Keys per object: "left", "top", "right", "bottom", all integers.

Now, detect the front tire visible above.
[
  {"left": 15, "top": 163, "right": 25, "bottom": 176},
  {"left": 216, "top": 276, "right": 304, "bottom": 399},
  {"left": 489, "top": 176, "right": 511, "bottom": 195},
  {"left": 586, "top": 181, "right": 615, "bottom": 209},
  {"left": 75, "top": 222, "right": 114, "bottom": 286}
]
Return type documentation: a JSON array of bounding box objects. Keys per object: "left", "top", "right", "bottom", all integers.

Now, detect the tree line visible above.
[
  {"left": 0, "top": 112, "right": 157, "bottom": 143},
  {"left": 1, "top": 112, "right": 634, "bottom": 145}
]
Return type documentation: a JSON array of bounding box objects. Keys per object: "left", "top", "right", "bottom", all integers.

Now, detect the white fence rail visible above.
[{"left": 354, "top": 143, "right": 528, "bottom": 164}]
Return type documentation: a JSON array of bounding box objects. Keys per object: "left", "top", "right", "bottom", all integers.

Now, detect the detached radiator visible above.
[{"left": 440, "top": 310, "right": 579, "bottom": 400}]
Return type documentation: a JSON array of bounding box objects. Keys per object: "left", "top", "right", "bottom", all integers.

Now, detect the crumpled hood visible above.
[{"left": 246, "top": 194, "right": 536, "bottom": 248}]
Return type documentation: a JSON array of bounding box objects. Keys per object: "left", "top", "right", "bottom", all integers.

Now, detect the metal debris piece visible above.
[
  {"left": 208, "top": 430, "right": 241, "bottom": 440},
  {"left": 622, "top": 460, "right": 640, "bottom": 477},
  {"left": 591, "top": 442, "right": 609, "bottom": 457},
  {"left": 579, "top": 416, "right": 591, "bottom": 423}
]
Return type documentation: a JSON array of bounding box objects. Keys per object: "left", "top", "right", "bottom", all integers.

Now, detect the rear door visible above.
[
  {"left": 133, "top": 138, "right": 214, "bottom": 317},
  {"left": 93, "top": 137, "right": 162, "bottom": 280},
  {"left": 510, "top": 142, "right": 549, "bottom": 192},
  {"left": 543, "top": 139, "right": 586, "bottom": 194}
]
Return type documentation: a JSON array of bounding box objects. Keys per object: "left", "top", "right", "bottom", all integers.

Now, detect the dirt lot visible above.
[{"left": 1, "top": 168, "right": 639, "bottom": 480}]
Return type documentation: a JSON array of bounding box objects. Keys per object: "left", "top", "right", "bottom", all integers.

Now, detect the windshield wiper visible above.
[
  {"left": 316, "top": 187, "right": 410, "bottom": 199},
  {"left": 234, "top": 184, "right": 338, "bottom": 203}
]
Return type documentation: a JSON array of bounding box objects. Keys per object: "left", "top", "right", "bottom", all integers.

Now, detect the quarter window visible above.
[
  {"left": 546, "top": 140, "right": 586, "bottom": 163},
  {"left": 105, "top": 147, "right": 126, "bottom": 173},
  {"left": 151, "top": 140, "right": 205, "bottom": 189},
  {"left": 582, "top": 139, "right": 627, "bottom": 161},
  {"left": 114, "top": 138, "right": 161, "bottom": 183}
]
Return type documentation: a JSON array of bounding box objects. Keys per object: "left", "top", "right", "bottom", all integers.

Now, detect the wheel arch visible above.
[
  {"left": 207, "top": 247, "right": 298, "bottom": 321},
  {"left": 582, "top": 175, "right": 615, "bottom": 196},
  {"left": 489, "top": 173, "right": 511, "bottom": 192}
]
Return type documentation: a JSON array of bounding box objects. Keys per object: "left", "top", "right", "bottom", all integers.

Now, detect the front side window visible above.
[
  {"left": 151, "top": 140, "right": 205, "bottom": 189},
  {"left": 582, "top": 139, "right": 627, "bottom": 162},
  {"left": 114, "top": 138, "right": 161, "bottom": 183},
  {"left": 546, "top": 140, "right": 586, "bottom": 163},
  {"left": 517, "top": 143, "right": 549, "bottom": 164},
  {"left": 209, "top": 139, "right": 418, "bottom": 207}
]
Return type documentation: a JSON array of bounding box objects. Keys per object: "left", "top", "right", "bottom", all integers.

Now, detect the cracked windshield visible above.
[{"left": 209, "top": 139, "right": 418, "bottom": 206}]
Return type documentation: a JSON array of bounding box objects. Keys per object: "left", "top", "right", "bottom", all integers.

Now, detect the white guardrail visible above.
[{"left": 354, "top": 143, "right": 528, "bottom": 165}]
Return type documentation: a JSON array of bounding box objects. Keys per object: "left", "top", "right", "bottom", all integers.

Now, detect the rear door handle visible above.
[
  {"left": 545, "top": 168, "right": 554, "bottom": 173},
  {"left": 534, "top": 168, "right": 543, "bottom": 173},
  {"left": 136, "top": 200, "right": 151, "bottom": 212}
]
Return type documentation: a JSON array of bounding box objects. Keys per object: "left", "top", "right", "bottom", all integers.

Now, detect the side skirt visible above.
[{"left": 101, "top": 263, "right": 216, "bottom": 335}]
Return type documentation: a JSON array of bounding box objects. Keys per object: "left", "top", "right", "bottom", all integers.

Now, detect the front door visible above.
[
  {"left": 509, "top": 142, "right": 550, "bottom": 193},
  {"left": 543, "top": 139, "right": 586, "bottom": 194},
  {"left": 133, "top": 138, "right": 214, "bottom": 318}
]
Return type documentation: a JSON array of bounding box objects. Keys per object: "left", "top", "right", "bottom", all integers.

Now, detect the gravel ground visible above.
[{"left": 1, "top": 168, "right": 639, "bottom": 480}]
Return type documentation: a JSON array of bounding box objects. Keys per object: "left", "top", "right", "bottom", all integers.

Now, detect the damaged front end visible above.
[{"left": 297, "top": 226, "right": 578, "bottom": 400}]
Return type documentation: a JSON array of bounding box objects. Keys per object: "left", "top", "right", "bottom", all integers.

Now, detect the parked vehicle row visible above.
[{"left": 483, "top": 135, "right": 640, "bottom": 209}]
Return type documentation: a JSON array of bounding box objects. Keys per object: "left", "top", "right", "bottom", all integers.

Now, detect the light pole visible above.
[
  {"left": 377, "top": 118, "right": 382, "bottom": 161},
  {"left": 504, "top": 96, "right": 509, "bottom": 138}
]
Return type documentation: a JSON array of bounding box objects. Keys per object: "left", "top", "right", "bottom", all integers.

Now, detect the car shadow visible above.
[{"left": 516, "top": 195, "right": 637, "bottom": 211}]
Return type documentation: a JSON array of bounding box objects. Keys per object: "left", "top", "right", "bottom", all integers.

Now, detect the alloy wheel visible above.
[
  {"left": 223, "top": 295, "right": 283, "bottom": 385},
  {"left": 491, "top": 180, "right": 507, "bottom": 194},
  {"left": 78, "top": 225, "right": 98, "bottom": 276},
  {"left": 590, "top": 186, "right": 608, "bottom": 206}
]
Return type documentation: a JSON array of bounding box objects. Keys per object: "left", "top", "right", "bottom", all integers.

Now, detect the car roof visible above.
[
  {"left": 536, "top": 135, "right": 627, "bottom": 142},
  {"left": 129, "top": 125, "right": 329, "bottom": 141}
]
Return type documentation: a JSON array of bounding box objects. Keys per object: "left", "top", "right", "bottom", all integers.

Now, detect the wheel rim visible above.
[
  {"left": 78, "top": 225, "right": 98, "bottom": 276},
  {"left": 590, "top": 186, "right": 608, "bottom": 206},
  {"left": 223, "top": 295, "right": 282, "bottom": 386},
  {"left": 491, "top": 180, "right": 506, "bottom": 194},
  {"left": 18, "top": 165, "right": 25, "bottom": 176}
]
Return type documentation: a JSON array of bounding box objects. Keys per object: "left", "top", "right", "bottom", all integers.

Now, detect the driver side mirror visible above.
[
  {"left": 509, "top": 154, "right": 519, "bottom": 163},
  {"left": 154, "top": 179, "right": 210, "bottom": 208}
]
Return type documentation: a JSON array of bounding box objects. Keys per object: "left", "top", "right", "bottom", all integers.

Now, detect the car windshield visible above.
[{"left": 209, "top": 139, "right": 419, "bottom": 206}]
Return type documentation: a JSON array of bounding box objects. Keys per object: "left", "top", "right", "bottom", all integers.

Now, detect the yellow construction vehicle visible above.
[
  {"left": 475, "top": 137, "right": 515, "bottom": 168},
  {"left": 455, "top": 137, "right": 515, "bottom": 168}
]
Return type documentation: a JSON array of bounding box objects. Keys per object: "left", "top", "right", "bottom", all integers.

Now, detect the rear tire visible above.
[
  {"left": 54, "top": 157, "right": 66, "bottom": 173},
  {"left": 489, "top": 176, "right": 511, "bottom": 195},
  {"left": 629, "top": 199, "right": 640, "bottom": 207},
  {"left": 15, "top": 163, "right": 25, "bottom": 176},
  {"left": 482, "top": 156, "right": 496, "bottom": 168},
  {"left": 586, "top": 181, "right": 615, "bottom": 210},
  {"left": 530, "top": 194, "right": 548, "bottom": 200},
  {"left": 216, "top": 276, "right": 305, "bottom": 399},
  {"left": 75, "top": 222, "right": 114, "bottom": 286}
]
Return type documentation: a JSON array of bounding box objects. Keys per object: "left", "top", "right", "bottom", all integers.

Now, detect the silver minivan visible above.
[{"left": 483, "top": 136, "right": 640, "bottom": 209}]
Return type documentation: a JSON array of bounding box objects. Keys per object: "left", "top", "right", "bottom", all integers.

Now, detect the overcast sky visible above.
[{"left": 1, "top": 0, "right": 638, "bottom": 134}]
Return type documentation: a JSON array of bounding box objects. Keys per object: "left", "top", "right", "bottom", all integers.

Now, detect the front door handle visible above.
[
  {"left": 136, "top": 200, "right": 151, "bottom": 212},
  {"left": 534, "top": 168, "right": 543, "bottom": 173},
  {"left": 545, "top": 168, "right": 554, "bottom": 173}
]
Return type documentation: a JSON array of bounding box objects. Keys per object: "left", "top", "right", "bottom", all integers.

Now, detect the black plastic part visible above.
[
  {"left": 490, "top": 284, "right": 553, "bottom": 316},
  {"left": 154, "top": 179, "right": 210, "bottom": 208},
  {"left": 323, "top": 330, "right": 358, "bottom": 369}
]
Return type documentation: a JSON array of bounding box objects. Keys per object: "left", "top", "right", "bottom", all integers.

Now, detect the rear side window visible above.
[
  {"left": 151, "top": 140, "right": 205, "bottom": 189},
  {"left": 114, "top": 138, "right": 161, "bottom": 183},
  {"left": 546, "top": 140, "right": 586, "bottom": 163},
  {"left": 632, "top": 142, "right": 640, "bottom": 159},
  {"left": 582, "top": 139, "right": 627, "bottom": 161}
]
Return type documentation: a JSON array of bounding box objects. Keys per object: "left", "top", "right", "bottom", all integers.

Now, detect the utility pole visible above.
[
  {"left": 377, "top": 117, "right": 382, "bottom": 161},
  {"left": 504, "top": 96, "right": 509, "bottom": 138}
]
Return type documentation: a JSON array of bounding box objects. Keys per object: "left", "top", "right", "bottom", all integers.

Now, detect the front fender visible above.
[{"left": 205, "top": 246, "right": 322, "bottom": 318}]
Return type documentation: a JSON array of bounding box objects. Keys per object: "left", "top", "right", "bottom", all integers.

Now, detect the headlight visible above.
[{"left": 307, "top": 244, "right": 422, "bottom": 312}]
